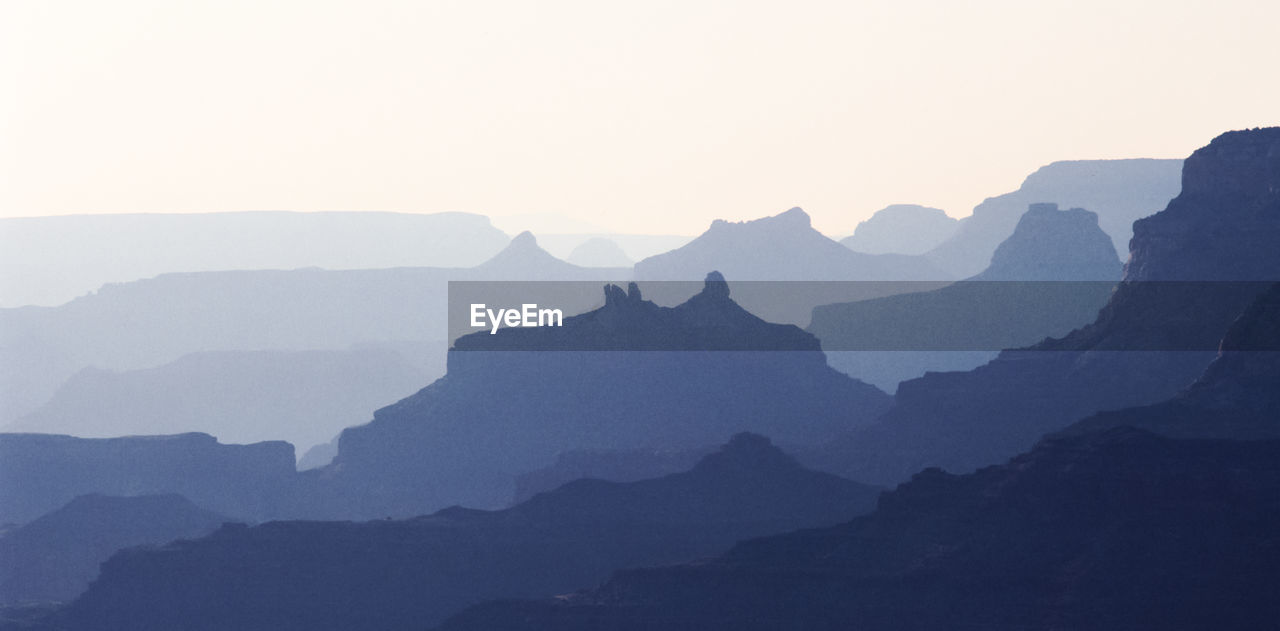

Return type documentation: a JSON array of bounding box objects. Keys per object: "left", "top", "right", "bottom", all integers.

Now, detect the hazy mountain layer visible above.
[
  {"left": 840, "top": 204, "right": 957, "bottom": 255},
  {"left": 54, "top": 435, "right": 880, "bottom": 631},
  {"left": 0, "top": 494, "right": 226, "bottom": 605}
]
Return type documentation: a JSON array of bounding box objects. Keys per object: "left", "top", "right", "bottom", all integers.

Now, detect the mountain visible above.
[
  {"left": 810, "top": 127, "right": 1280, "bottom": 485},
  {"left": 0, "top": 494, "right": 226, "bottom": 606},
  {"left": 1062, "top": 281, "right": 1280, "bottom": 439},
  {"left": 291, "top": 273, "right": 891, "bottom": 519},
  {"left": 51, "top": 435, "right": 881, "bottom": 631},
  {"left": 0, "top": 231, "right": 619, "bottom": 429},
  {"left": 567, "top": 237, "right": 633, "bottom": 267},
  {"left": 634, "top": 207, "right": 946, "bottom": 281},
  {"left": 0, "top": 433, "right": 294, "bottom": 525},
  {"left": 512, "top": 445, "right": 713, "bottom": 505},
  {"left": 7, "top": 349, "right": 428, "bottom": 454},
  {"left": 0, "top": 211, "right": 510, "bottom": 308},
  {"left": 840, "top": 204, "right": 958, "bottom": 255},
  {"left": 440, "top": 429, "right": 1280, "bottom": 631},
  {"left": 924, "top": 159, "right": 1182, "bottom": 277},
  {"left": 815, "top": 203, "right": 1122, "bottom": 390}
]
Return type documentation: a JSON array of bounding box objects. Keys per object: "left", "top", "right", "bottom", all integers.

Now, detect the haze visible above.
[{"left": 2, "top": 0, "right": 1276, "bottom": 234}]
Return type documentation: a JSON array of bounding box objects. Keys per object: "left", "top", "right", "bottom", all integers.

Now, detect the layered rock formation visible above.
[
  {"left": 54, "top": 435, "right": 880, "bottom": 631},
  {"left": 295, "top": 273, "right": 890, "bottom": 518},
  {"left": 441, "top": 429, "right": 1280, "bottom": 631},
  {"left": 924, "top": 159, "right": 1182, "bottom": 277},
  {"left": 0, "top": 433, "right": 294, "bottom": 524},
  {"left": 813, "top": 127, "right": 1280, "bottom": 485}
]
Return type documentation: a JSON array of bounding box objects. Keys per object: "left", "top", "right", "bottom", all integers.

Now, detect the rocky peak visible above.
[
  {"left": 971, "top": 203, "right": 1121, "bottom": 280},
  {"left": 1126, "top": 127, "right": 1280, "bottom": 281},
  {"left": 690, "top": 432, "right": 800, "bottom": 476}
]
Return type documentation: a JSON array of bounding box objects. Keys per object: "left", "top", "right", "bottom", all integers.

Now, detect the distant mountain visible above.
[
  {"left": 53, "top": 435, "right": 881, "bottom": 631},
  {"left": 0, "top": 211, "right": 510, "bottom": 308},
  {"left": 840, "top": 204, "right": 957, "bottom": 255},
  {"left": 292, "top": 273, "right": 890, "bottom": 519},
  {"left": 809, "top": 127, "right": 1280, "bottom": 485},
  {"left": 566, "top": 237, "right": 633, "bottom": 267},
  {"left": 0, "top": 433, "right": 294, "bottom": 524},
  {"left": 6, "top": 349, "right": 429, "bottom": 455},
  {"left": 924, "top": 159, "right": 1182, "bottom": 277},
  {"left": 0, "top": 494, "right": 226, "bottom": 606},
  {"left": 512, "top": 445, "right": 713, "bottom": 505},
  {"left": 634, "top": 207, "right": 946, "bottom": 281},
  {"left": 816, "top": 203, "right": 1121, "bottom": 390},
  {"left": 442, "top": 428, "right": 1280, "bottom": 631},
  {"left": 0, "top": 232, "right": 618, "bottom": 428}
]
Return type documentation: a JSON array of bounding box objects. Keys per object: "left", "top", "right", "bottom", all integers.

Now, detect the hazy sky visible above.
[{"left": 2, "top": 0, "right": 1276, "bottom": 235}]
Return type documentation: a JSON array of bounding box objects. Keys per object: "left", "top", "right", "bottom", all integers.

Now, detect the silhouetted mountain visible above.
[
  {"left": 634, "top": 207, "right": 946, "bottom": 281},
  {"left": 8, "top": 349, "right": 428, "bottom": 454},
  {"left": 294, "top": 274, "right": 890, "bottom": 518},
  {"left": 567, "top": 237, "right": 633, "bottom": 267},
  {"left": 0, "top": 433, "right": 293, "bottom": 524},
  {"left": 441, "top": 429, "right": 1280, "bottom": 631},
  {"left": 0, "top": 494, "right": 226, "bottom": 606},
  {"left": 840, "top": 204, "right": 958, "bottom": 255},
  {"left": 1063, "top": 282, "right": 1280, "bottom": 439},
  {"left": 0, "top": 211, "right": 510, "bottom": 308},
  {"left": 968, "top": 203, "right": 1122, "bottom": 281},
  {"left": 52, "top": 435, "right": 880, "bottom": 631},
  {"left": 815, "top": 203, "right": 1121, "bottom": 390},
  {"left": 811, "top": 127, "right": 1280, "bottom": 485},
  {"left": 513, "top": 445, "right": 713, "bottom": 505},
  {"left": 924, "top": 159, "right": 1182, "bottom": 277},
  {"left": 0, "top": 232, "right": 620, "bottom": 427}
]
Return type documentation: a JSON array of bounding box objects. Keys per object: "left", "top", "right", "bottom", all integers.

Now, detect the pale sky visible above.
[{"left": 2, "top": 0, "right": 1277, "bottom": 235}]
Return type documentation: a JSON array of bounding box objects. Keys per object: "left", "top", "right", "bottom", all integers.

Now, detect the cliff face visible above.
[
  {"left": 812, "top": 128, "right": 1280, "bottom": 485},
  {"left": 970, "top": 203, "right": 1121, "bottom": 281},
  {"left": 0, "top": 433, "right": 294, "bottom": 524},
  {"left": 924, "top": 159, "right": 1182, "bottom": 277},
  {"left": 297, "top": 274, "right": 890, "bottom": 519},
  {"left": 58, "top": 435, "right": 880, "bottom": 631},
  {"left": 439, "top": 429, "right": 1280, "bottom": 631}
]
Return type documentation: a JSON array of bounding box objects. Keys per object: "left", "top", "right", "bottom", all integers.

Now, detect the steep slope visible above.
[
  {"left": 813, "top": 127, "right": 1280, "bottom": 485},
  {"left": 294, "top": 274, "right": 891, "bottom": 518},
  {"left": 840, "top": 204, "right": 958, "bottom": 255},
  {"left": 0, "top": 433, "right": 294, "bottom": 524},
  {"left": 0, "top": 494, "right": 226, "bottom": 605},
  {"left": 441, "top": 429, "right": 1280, "bottom": 631},
  {"left": 924, "top": 159, "right": 1182, "bottom": 277},
  {"left": 56, "top": 435, "right": 881, "bottom": 631}
]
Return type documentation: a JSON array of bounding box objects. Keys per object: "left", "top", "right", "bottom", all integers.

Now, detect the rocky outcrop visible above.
[
  {"left": 840, "top": 204, "right": 958, "bottom": 255},
  {"left": 54, "top": 435, "right": 880, "bottom": 631},
  {"left": 513, "top": 445, "right": 712, "bottom": 505},
  {"left": 0, "top": 433, "right": 294, "bottom": 524},
  {"left": 969, "top": 203, "right": 1121, "bottom": 281},
  {"left": 0, "top": 494, "right": 226, "bottom": 605},
  {"left": 924, "top": 159, "right": 1182, "bottom": 277},
  {"left": 294, "top": 273, "right": 890, "bottom": 518},
  {"left": 440, "top": 429, "right": 1280, "bottom": 631},
  {"left": 811, "top": 128, "right": 1280, "bottom": 485}
]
